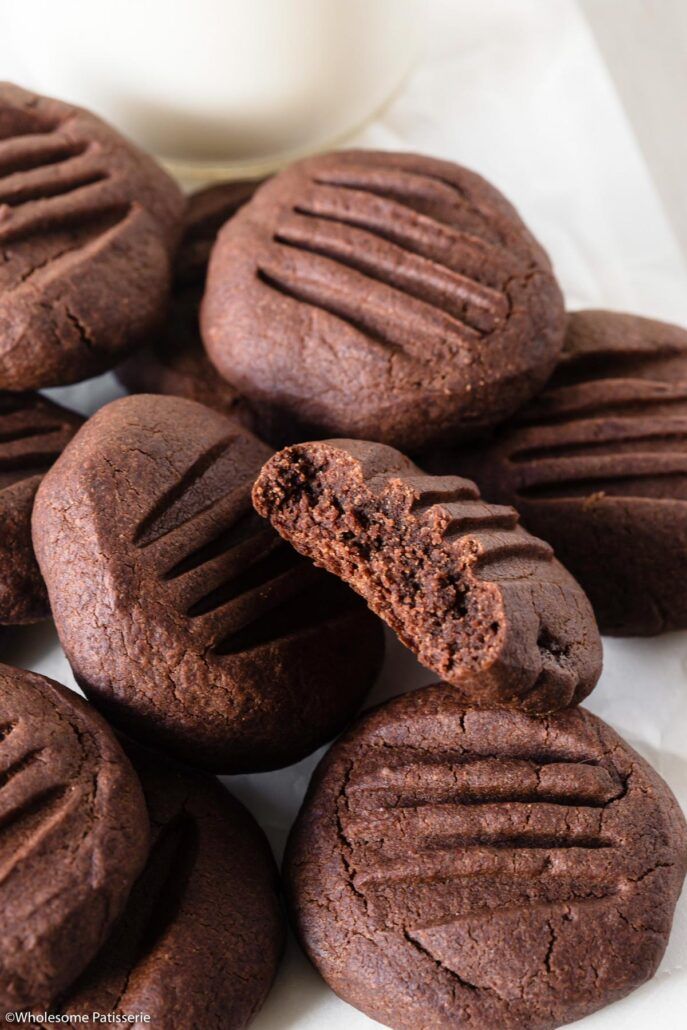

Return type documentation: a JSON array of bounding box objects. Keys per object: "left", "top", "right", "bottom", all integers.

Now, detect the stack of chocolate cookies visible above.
[
  {"left": 252, "top": 441, "right": 686, "bottom": 1029},
  {"left": 0, "top": 81, "right": 685, "bottom": 1030}
]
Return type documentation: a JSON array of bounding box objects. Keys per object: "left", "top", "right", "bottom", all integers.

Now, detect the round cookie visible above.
[
  {"left": 437, "top": 309, "right": 687, "bottom": 635},
  {"left": 0, "top": 391, "right": 82, "bottom": 624},
  {"left": 117, "top": 180, "right": 261, "bottom": 428},
  {"left": 0, "top": 664, "right": 149, "bottom": 1015},
  {"left": 285, "top": 684, "right": 687, "bottom": 1030},
  {"left": 32, "top": 395, "right": 384, "bottom": 772},
  {"left": 0, "top": 82, "right": 184, "bottom": 390},
  {"left": 201, "top": 149, "right": 565, "bottom": 450},
  {"left": 252, "top": 438, "right": 601, "bottom": 713},
  {"left": 60, "top": 744, "right": 284, "bottom": 1027}
]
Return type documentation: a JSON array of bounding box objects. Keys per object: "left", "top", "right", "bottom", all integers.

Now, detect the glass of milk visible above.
[{"left": 3, "top": 0, "right": 422, "bottom": 180}]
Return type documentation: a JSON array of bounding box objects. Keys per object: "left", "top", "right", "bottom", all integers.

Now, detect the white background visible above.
[{"left": 1, "top": 2, "right": 687, "bottom": 1027}]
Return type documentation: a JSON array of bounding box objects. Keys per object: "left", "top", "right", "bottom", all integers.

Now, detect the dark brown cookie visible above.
[
  {"left": 437, "top": 309, "right": 687, "bottom": 635},
  {"left": 175, "top": 179, "right": 265, "bottom": 288},
  {"left": 252, "top": 439, "right": 601, "bottom": 713},
  {"left": 60, "top": 744, "right": 283, "bottom": 1028},
  {"left": 32, "top": 396, "right": 384, "bottom": 772},
  {"left": 0, "top": 664, "right": 149, "bottom": 1015},
  {"left": 201, "top": 149, "right": 565, "bottom": 450},
  {"left": 0, "top": 391, "right": 82, "bottom": 624},
  {"left": 117, "top": 180, "right": 261, "bottom": 427},
  {"left": 0, "top": 82, "right": 184, "bottom": 390},
  {"left": 285, "top": 684, "right": 687, "bottom": 1029}
]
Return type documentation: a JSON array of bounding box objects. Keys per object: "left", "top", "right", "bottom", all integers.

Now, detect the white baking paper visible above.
[{"left": 1, "top": 1, "right": 686, "bottom": 1027}]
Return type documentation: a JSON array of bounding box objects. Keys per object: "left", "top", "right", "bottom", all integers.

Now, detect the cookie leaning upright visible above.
[
  {"left": 253, "top": 439, "right": 601, "bottom": 713},
  {"left": 201, "top": 150, "right": 565, "bottom": 450},
  {"left": 32, "top": 395, "right": 384, "bottom": 772},
  {"left": 285, "top": 685, "right": 687, "bottom": 1029},
  {"left": 0, "top": 664, "right": 149, "bottom": 1015},
  {"left": 438, "top": 309, "right": 687, "bottom": 635},
  {"left": 0, "top": 82, "right": 184, "bottom": 389}
]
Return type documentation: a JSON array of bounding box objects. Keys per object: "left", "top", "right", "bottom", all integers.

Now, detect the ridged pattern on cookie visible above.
[
  {"left": 0, "top": 392, "right": 82, "bottom": 489},
  {"left": 202, "top": 150, "right": 564, "bottom": 449},
  {"left": 448, "top": 310, "right": 687, "bottom": 633},
  {"left": 252, "top": 439, "right": 601, "bottom": 712},
  {"left": 130, "top": 432, "right": 327, "bottom": 657},
  {"left": 0, "top": 665, "right": 148, "bottom": 1014},
  {"left": 32, "top": 397, "right": 383, "bottom": 771},
  {"left": 0, "top": 83, "right": 184, "bottom": 389},
  {"left": 503, "top": 327, "right": 687, "bottom": 501},
  {"left": 0, "top": 392, "right": 81, "bottom": 623},
  {"left": 260, "top": 162, "right": 514, "bottom": 357},
  {"left": 285, "top": 686, "right": 687, "bottom": 1029}
]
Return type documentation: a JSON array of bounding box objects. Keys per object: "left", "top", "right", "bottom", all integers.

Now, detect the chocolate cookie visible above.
[
  {"left": 0, "top": 664, "right": 149, "bottom": 1015},
  {"left": 60, "top": 745, "right": 283, "bottom": 1027},
  {"left": 117, "top": 180, "right": 261, "bottom": 427},
  {"left": 201, "top": 149, "right": 565, "bottom": 450},
  {"left": 440, "top": 309, "right": 687, "bottom": 635},
  {"left": 33, "top": 396, "right": 384, "bottom": 771},
  {"left": 0, "top": 391, "right": 82, "bottom": 624},
  {"left": 285, "top": 684, "right": 687, "bottom": 1029},
  {"left": 0, "top": 82, "right": 184, "bottom": 390},
  {"left": 175, "top": 179, "right": 265, "bottom": 288},
  {"left": 252, "top": 439, "right": 601, "bottom": 713}
]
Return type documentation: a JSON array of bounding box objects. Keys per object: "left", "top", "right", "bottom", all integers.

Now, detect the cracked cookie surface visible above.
[
  {"left": 0, "top": 82, "right": 184, "bottom": 389},
  {"left": 0, "top": 664, "right": 149, "bottom": 1015},
  {"left": 201, "top": 149, "right": 565, "bottom": 450},
  {"left": 32, "top": 396, "right": 384, "bottom": 771},
  {"left": 285, "top": 684, "right": 687, "bottom": 1029},
  {"left": 60, "top": 743, "right": 283, "bottom": 1028},
  {"left": 435, "top": 309, "right": 687, "bottom": 635},
  {"left": 253, "top": 438, "right": 601, "bottom": 712}
]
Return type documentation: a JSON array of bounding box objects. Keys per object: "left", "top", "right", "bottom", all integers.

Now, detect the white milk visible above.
[{"left": 4, "top": 0, "right": 421, "bottom": 177}]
